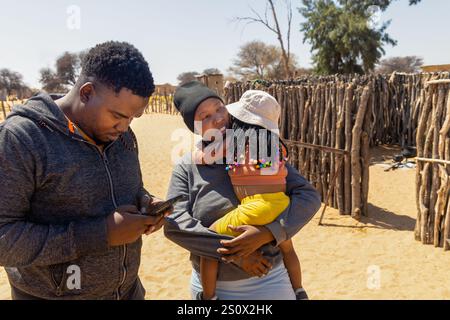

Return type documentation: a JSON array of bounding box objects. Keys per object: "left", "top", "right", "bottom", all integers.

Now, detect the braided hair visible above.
[{"left": 228, "top": 116, "right": 288, "bottom": 165}]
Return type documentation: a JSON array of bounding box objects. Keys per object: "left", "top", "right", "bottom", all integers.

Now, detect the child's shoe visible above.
[
  {"left": 195, "top": 292, "right": 218, "bottom": 300},
  {"left": 295, "top": 288, "right": 309, "bottom": 300}
]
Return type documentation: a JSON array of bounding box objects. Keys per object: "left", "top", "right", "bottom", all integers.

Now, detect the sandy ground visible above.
[{"left": 1, "top": 113, "right": 450, "bottom": 300}]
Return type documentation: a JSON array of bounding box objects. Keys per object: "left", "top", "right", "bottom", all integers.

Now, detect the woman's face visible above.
[{"left": 194, "top": 98, "right": 230, "bottom": 138}]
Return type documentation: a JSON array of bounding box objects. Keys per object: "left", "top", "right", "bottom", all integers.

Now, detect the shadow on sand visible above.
[{"left": 319, "top": 203, "right": 416, "bottom": 231}]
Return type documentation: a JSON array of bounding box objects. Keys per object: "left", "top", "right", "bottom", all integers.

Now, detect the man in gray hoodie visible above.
[{"left": 0, "top": 41, "right": 169, "bottom": 300}]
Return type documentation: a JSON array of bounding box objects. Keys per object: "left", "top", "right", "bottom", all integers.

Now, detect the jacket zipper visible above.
[
  {"left": 68, "top": 135, "right": 127, "bottom": 300},
  {"left": 51, "top": 264, "right": 69, "bottom": 296},
  {"left": 101, "top": 152, "right": 128, "bottom": 300},
  {"left": 102, "top": 154, "right": 127, "bottom": 300},
  {"left": 39, "top": 120, "right": 129, "bottom": 300}
]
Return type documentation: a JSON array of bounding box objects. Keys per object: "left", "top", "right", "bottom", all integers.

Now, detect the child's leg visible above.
[
  {"left": 202, "top": 193, "right": 289, "bottom": 299},
  {"left": 279, "top": 239, "right": 303, "bottom": 290},
  {"left": 200, "top": 257, "right": 219, "bottom": 300}
]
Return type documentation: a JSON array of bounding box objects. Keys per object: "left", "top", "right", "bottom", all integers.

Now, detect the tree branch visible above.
[
  {"left": 233, "top": 0, "right": 293, "bottom": 78},
  {"left": 285, "top": 0, "right": 293, "bottom": 63},
  {"left": 233, "top": 5, "right": 278, "bottom": 35}
]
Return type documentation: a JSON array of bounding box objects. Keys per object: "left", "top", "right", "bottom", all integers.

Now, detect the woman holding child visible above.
[{"left": 164, "top": 81, "right": 321, "bottom": 300}]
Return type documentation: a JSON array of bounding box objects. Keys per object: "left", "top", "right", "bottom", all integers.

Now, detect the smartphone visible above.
[{"left": 144, "top": 195, "right": 186, "bottom": 216}]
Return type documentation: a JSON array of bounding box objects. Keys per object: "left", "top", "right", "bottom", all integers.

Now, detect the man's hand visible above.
[
  {"left": 106, "top": 205, "right": 163, "bottom": 247},
  {"left": 218, "top": 225, "right": 275, "bottom": 261},
  {"left": 138, "top": 194, "right": 173, "bottom": 235},
  {"left": 233, "top": 251, "right": 272, "bottom": 278}
]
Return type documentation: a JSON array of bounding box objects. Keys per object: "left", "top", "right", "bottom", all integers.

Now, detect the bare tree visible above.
[
  {"left": 39, "top": 51, "right": 84, "bottom": 93},
  {"left": 203, "top": 68, "right": 222, "bottom": 75},
  {"left": 177, "top": 71, "right": 200, "bottom": 85},
  {"left": 228, "top": 40, "right": 298, "bottom": 81},
  {"left": 375, "top": 56, "right": 424, "bottom": 74},
  {"left": 228, "top": 41, "right": 278, "bottom": 80},
  {"left": 56, "top": 52, "right": 82, "bottom": 86},
  {"left": 39, "top": 68, "right": 66, "bottom": 93},
  {"left": 0, "top": 68, "right": 32, "bottom": 99},
  {"left": 234, "top": 0, "right": 293, "bottom": 78}
]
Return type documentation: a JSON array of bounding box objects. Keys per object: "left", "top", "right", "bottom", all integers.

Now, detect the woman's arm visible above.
[{"left": 163, "top": 163, "right": 233, "bottom": 260}]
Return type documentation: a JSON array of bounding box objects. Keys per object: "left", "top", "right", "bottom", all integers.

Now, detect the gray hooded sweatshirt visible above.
[{"left": 0, "top": 93, "right": 149, "bottom": 300}]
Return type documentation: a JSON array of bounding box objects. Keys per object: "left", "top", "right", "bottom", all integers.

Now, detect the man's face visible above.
[{"left": 79, "top": 82, "right": 149, "bottom": 144}]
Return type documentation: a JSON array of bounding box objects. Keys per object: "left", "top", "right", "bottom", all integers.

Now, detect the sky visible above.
[{"left": 0, "top": 0, "right": 449, "bottom": 88}]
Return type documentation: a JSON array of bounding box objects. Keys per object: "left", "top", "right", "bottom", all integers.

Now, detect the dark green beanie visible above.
[{"left": 174, "top": 81, "right": 223, "bottom": 133}]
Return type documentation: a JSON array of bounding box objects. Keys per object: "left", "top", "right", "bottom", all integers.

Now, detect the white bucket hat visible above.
[{"left": 226, "top": 90, "right": 281, "bottom": 135}]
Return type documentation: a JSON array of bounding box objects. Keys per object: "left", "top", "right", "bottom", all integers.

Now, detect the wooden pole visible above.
[
  {"left": 415, "top": 84, "right": 434, "bottom": 241},
  {"left": 1, "top": 100, "right": 6, "bottom": 120},
  {"left": 351, "top": 84, "right": 371, "bottom": 219},
  {"left": 361, "top": 131, "right": 370, "bottom": 217},
  {"left": 283, "top": 140, "right": 347, "bottom": 155},
  {"left": 416, "top": 158, "right": 450, "bottom": 166},
  {"left": 431, "top": 86, "right": 445, "bottom": 246},
  {"left": 344, "top": 84, "right": 353, "bottom": 215},
  {"left": 318, "top": 155, "right": 344, "bottom": 225},
  {"left": 419, "top": 163, "right": 431, "bottom": 244},
  {"left": 426, "top": 79, "right": 450, "bottom": 86}
]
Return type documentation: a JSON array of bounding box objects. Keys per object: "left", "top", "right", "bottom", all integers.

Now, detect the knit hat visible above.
[{"left": 174, "top": 81, "right": 223, "bottom": 133}]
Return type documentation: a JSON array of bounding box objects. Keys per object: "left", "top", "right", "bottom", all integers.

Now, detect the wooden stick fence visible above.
[
  {"left": 222, "top": 73, "right": 450, "bottom": 224},
  {"left": 149, "top": 73, "right": 450, "bottom": 250},
  {"left": 0, "top": 100, "right": 25, "bottom": 122},
  {"left": 145, "top": 91, "right": 179, "bottom": 115},
  {"left": 1, "top": 101, "right": 6, "bottom": 120},
  {"left": 415, "top": 80, "right": 450, "bottom": 250}
]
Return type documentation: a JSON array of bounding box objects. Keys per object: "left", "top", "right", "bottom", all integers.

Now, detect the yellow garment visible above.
[{"left": 213, "top": 192, "right": 290, "bottom": 237}]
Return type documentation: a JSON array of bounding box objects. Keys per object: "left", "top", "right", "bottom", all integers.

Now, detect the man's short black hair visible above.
[{"left": 80, "top": 41, "right": 155, "bottom": 97}]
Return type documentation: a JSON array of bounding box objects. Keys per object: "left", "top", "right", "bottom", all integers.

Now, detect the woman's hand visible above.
[
  {"left": 218, "top": 225, "right": 275, "bottom": 262},
  {"left": 234, "top": 251, "right": 272, "bottom": 278}
]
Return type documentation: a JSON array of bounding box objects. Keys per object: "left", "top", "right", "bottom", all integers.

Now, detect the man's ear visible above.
[{"left": 79, "top": 82, "right": 95, "bottom": 104}]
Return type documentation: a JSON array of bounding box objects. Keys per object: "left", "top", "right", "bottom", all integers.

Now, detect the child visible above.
[{"left": 197, "top": 90, "right": 308, "bottom": 300}]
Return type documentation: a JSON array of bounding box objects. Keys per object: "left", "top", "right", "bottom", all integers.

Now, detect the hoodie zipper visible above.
[
  {"left": 89, "top": 145, "right": 128, "bottom": 300},
  {"left": 39, "top": 119, "right": 129, "bottom": 300},
  {"left": 101, "top": 153, "right": 128, "bottom": 300},
  {"left": 38, "top": 119, "right": 55, "bottom": 132}
]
